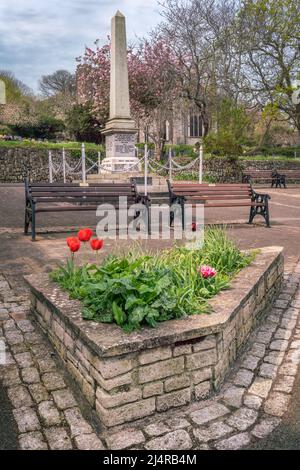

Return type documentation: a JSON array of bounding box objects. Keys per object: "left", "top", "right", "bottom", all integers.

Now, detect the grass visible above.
[
  {"left": 51, "top": 228, "right": 254, "bottom": 332},
  {"left": 0, "top": 140, "right": 299, "bottom": 162},
  {"left": 238, "top": 154, "right": 300, "bottom": 162},
  {"left": 204, "top": 153, "right": 300, "bottom": 163}
]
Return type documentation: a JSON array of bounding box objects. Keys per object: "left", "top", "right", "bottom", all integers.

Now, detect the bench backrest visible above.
[
  {"left": 25, "top": 180, "right": 137, "bottom": 205},
  {"left": 278, "top": 170, "right": 300, "bottom": 176},
  {"left": 242, "top": 170, "right": 276, "bottom": 176},
  {"left": 168, "top": 181, "right": 253, "bottom": 200}
]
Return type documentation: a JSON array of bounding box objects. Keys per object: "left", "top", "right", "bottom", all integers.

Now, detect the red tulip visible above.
[
  {"left": 90, "top": 239, "right": 104, "bottom": 251},
  {"left": 78, "top": 228, "right": 93, "bottom": 242},
  {"left": 66, "top": 237, "right": 81, "bottom": 253},
  {"left": 192, "top": 223, "right": 197, "bottom": 232}
]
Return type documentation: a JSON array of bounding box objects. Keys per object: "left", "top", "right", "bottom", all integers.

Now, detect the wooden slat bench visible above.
[
  {"left": 24, "top": 179, "right": 149, "bottom": 241},
  {"left": 275, "top": 170, "right": 300, "bottom": 188},
  {"left": 242, "top": 170, "right": 281, "bottom": 187},
  {"left": 167, "top": 181, "right": 271, "bottom": 228}
]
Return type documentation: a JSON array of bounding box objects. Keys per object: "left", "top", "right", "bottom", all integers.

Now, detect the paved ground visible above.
[
  {"left": 0, "top": 386, "right": 19, "bottom": 450},
  {"left": 0, "top": 183, "right": 300, "bottom": 450}
]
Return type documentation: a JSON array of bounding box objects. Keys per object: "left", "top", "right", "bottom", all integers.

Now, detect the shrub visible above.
[
  {"left": 204, "top": 131, "right": 242, "bottom": 157},
  {"left": 135, "top": 143, "right": 198, "bottom": 159},
  {"left": 249, "top": 146, "right": 300, "bottom": 158},
  {"left": 10, "top": 116, "right": 65, "bottom": 140},
  {"left": 135, "top": 142, "right": 155, "bottom": 150},
  {"left": 66, "top": 104, "right": 103, "bottom": 144},
  {"left": 174, "top": 172, "right": 217, "bottom": 183},
  {"left": 165, "top": 144, "right": 197, "bottom": 158}
]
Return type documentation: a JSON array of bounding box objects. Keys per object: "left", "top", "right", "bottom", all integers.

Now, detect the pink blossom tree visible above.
[
  {"left": 76, "top": 41, "right": 111, "bottom": 129},
  {"left": 76, "top": 38, "right": 179, "bottom": 158}
]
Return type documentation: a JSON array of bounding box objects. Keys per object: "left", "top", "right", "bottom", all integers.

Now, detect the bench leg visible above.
[
  {"left": 146, "top": 202, "right": 151, "bottom": 236},
  {"left": 277, "top": 176, "right": 282, "bottom": 188},
  {"left": 24, "top": 208, "right": 30, "bottom": 235},
  {"left": 170, "top": 210, "right": 174, "bottom": 227},
  {"left": 248, "top": 207, "right": 255, "bottom": 225},
  {"left": 283, "top": 176, "right": 287, "bottom": 189},
  {"left": 31, "top": 207, "right": 36, "bottom": 241},
  {"left": 265, "top": 201, "right": 271, "bottom": 227},
  {"left": 181, "top": 201, "right": 186, "bottom": 231},
  {"left": 249, "top": 201, "right": 270, "bottom": 228},
  {"left": 277, "top": 175, "right": 286, "bottom": 188}
]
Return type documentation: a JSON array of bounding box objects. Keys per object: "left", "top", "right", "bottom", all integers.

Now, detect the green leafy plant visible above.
[
  {"left": 174, "top": 172, "right": 217, "bottom": 183},
  {"left": 204, "top": 131, "right": 243, "bottom": 157},
  {"left": 51, "top": 229, "right": 254, "bottom": 332}
]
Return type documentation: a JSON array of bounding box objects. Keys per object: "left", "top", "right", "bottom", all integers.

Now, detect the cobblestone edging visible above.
[
  {"left": 25, "top": 247, "right": 283, "bottom": 428},
  {"left": 0, "top": 260, "right": 300, "bottom": 450}
]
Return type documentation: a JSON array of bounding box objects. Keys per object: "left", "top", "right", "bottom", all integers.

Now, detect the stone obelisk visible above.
[{"left": 101, "top": 11, "right": 140, "bottom": 172}]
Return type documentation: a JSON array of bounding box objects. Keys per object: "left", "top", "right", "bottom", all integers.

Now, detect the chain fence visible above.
[{"left": 48, "top": 143, "right": 205, "bottom": 184}]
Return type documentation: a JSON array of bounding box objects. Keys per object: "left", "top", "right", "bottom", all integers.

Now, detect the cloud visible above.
[{"left": 0, "top": 0, "right": 160, "bottom": 91}]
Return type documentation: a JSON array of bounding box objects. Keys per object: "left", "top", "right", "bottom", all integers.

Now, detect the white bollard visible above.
[
  {"left": 62, "top": 148, "right": 66, "bottom": 183},
  {"left": 144, "top": 143, "right": 148, "bottom": 196},
  {"left": 49, "top": 151, "right": 53, "bottom": 183},
  {"left": 168, "top": 147, "right": 172, "bottom": 182},
  {"left": 82, "top": 143, "right": 86, "bottom": 184},
  {"left": 98, "top": 151, "right": 101, "bottom": 175},
  {"left": 199, "top": 142, "right": 203, "bottom": 184}
]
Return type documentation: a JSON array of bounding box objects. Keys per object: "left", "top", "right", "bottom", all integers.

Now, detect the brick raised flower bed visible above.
[{"left": 25, "top": 246, "right": 283, "bottom": 427}]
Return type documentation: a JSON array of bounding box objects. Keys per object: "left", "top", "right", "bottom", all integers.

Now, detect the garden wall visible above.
[
  {"left": 187, "top": 157, "right": 300, "bottom": 183},
  {"left": 0, "top": 147, "right": 99, "bottom": 183},
  {"left": 1, "top": 146, "right": 300, "bottom": 183},
  {"left": 0, "top": 147, "right": 64, "bottom": 183},
  {"left": 25, "top": 246, "right": 283, "bottom": 428}
]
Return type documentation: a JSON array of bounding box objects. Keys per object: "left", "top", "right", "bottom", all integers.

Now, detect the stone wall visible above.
[
  {"left": 25, "top": 247, "right": 283, "bottom": 428},
  {"left": 0, "top": 147, "right": 58, "bottom": 183},
  {"left": 199, "top": 158, "right": 300, "bottom": 183},
  {"left": 1, "top": 146, "right": 300, "bottom": 184},
  {"left": 0, "top": 147, "right": 98, "bottom": 183}
]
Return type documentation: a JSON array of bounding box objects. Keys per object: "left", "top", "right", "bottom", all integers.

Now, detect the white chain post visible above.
[
  {"left": 49, "top": 151, "right": 53, "bottom": 183},
  {"left": 144, "top": 143, "right": 148, "bottom": 197},
  {"left": 62, "top": 148, "right": 66, "bottom": 183},
  {"left": 169, "top": 147, "right": 172, "bottom": 182},
  {"left": 98, "top": 151, "right": 101, "bottom": 175},
  {"left": 82, "top": 143, "right": 86, "bottom": 184},
  {"left": 199, "top": 141, "right": 203, "bottom": 184}
]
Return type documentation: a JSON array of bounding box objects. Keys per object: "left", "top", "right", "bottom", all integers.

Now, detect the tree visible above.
[
  {"left": 11, "top": 116, "right": 65, "bottom": 140},
  {"left": 76, "top": 38, "right": 179, "bottom": 156},
  {"left": 39, "top": 70, "right": 76, "bottom": 97},
  {"left": 238, "top": 0, "right": 300, "bottom": 135},
  {"left": 0, "top": 70, "right": 32, "bottom": 101},
  {"left": 217, "top": 97, "right": 253, "bottom": 143},
  {"left": 128, "top": 39, "right": 179, "bottom": 157},
  {"left": 0, "top": 70, "right": 35, "bottom": 126},
  {"left": 156, "top": 0, "right": 238, "bottom": 136},
  {"left": 66, "top": 104, "right": 103, "bottom": 143},
  {"left": 76, "top": 43, "right": 110, "bottom": 128}
]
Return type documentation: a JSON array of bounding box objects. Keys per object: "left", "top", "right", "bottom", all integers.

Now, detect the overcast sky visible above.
[{"left": 0, "top": 0, "right": 161, "bottom": 92}]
